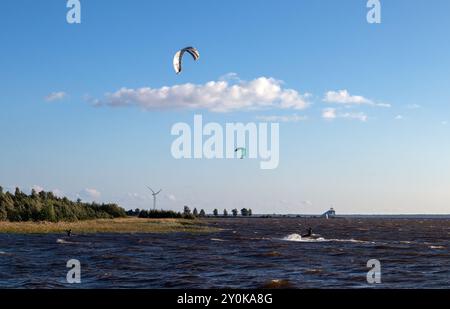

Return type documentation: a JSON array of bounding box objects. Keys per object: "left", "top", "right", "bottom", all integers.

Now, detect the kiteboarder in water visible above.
[{"left": 302, "top": 227, "right": 313, "bottom": 238}]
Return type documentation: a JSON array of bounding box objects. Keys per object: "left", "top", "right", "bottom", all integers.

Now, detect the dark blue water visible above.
[{"left": 0, "top": 218, "right": 448, "bottom": 288}]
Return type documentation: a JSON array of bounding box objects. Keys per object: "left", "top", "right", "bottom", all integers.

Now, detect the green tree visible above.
[
  {"left": 0, "top": 207, "right": 7, "bottom": 221},
  {"left": 199, "top": 209, "right": 206, "bottom": 217},
  {"left": 31, "top": 189, "right": 38, "bottom": 199},
  {"left": 40, "top": 203, "right": 56, "bottom": 222},
  {"left": 0, "top": 188, "right": 7, "bottom": 221},
  {"left": 248, "top": 209, "right": 253, "bottom": 216},
  {"left": 1, "top": 192, "right": 15, "bottom": 221},
  {"left": 213, "top": 209, "right": 218, "bottom": 216},
  {"left": 0, "top": 185, "right": 128, "bottom": 222},
  {"left": 241, "top": 208, "right": 249, "bottom": 216},
  {"left": 0, "top": 186, "right": 6, "bottom": 221},
  {"left": 232, "top": 208, "right": 238, "bottom": 217},
  {"left": 183, "top": 205, "right": 191, "bottom": 215},
  {"left": 193, "top": 208, "right": 198, "bottom": 217},
  {"left": 38, "top": 191, "right": 46, "bottom": 200},
  {"left": 14, "top": 187, "right": 22, "bottom": 198},
  {"left": 30, "top": 199, "right": 43, "bottom": 221},
  {"left": 47, "top": 191, "right": 55, "bottom": 200},
  {"left": 223, "top": 209, "right": 228, "bottom": 216}
]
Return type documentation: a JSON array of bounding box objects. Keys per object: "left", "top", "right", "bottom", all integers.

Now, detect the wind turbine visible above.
[{"left": 146, "top": 186, "right": 162, "bottom": 210}]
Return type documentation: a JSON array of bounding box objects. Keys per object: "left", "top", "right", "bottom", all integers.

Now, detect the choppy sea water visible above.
[{"left": 0, "top": 218, "right": 448, "bottom": 288}]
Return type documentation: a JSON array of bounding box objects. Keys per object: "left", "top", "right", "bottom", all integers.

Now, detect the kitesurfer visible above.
[{"left": 302, "top": 227, "right": 313, "bottom": 238}]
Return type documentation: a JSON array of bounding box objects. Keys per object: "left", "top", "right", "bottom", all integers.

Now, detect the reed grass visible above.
[{"left": 0, "top": 217, "right": 218, "bottom": 234}]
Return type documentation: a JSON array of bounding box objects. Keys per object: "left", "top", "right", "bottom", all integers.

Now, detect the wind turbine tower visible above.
[{"left": 147, "top": 186, "right": 162, "bottom": 210}]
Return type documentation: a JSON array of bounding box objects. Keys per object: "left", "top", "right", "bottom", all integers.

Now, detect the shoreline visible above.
[{"left": 0, "top": 217, "right": 219, "bottom": 234}]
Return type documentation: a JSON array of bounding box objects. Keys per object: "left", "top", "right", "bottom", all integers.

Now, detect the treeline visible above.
[
  {"left": 213, "top": 207, "right": 253, "bottom": 217},
  {"left": 127, "top": 209, "right": 194, "bottom": 219},
  {"left": 185, "top": 206, "right": 253, "bottom": 217},
  {"left": 0, "top": 186, "right": 127, "bottom": 222},
  {"left": 126, "top": 206, "right": 254, "bottom": 219}
]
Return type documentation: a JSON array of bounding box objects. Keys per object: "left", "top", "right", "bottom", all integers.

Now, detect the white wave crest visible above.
[
  {"left": 282, "top": 233, "right": 325, "bottom": 242},
  {"left": 281, "top": 233, "right": 370, "bottom": 243},
  {"left": 56, "top": 238, "right": 76, "bottom": 244}
]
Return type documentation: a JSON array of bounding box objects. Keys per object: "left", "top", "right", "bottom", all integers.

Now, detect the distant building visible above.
[{"left": 322, "top": 207, "right": 336, "bottom": 218}]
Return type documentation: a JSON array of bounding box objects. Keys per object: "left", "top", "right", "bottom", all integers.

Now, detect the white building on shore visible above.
[{"left": 322, "top": 207, "right": 336, "bottom": 218}]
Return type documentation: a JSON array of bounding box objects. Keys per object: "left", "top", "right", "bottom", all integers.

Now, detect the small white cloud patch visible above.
[
  {"left": 78, "top": 188, "right": 101, "bottom": 201},
  {"left": 255, "top": 114, "right": 307, "bottom": 123},
  {"left": 322, "top": 108, "right": 367, "bottom": 122},
  {"left": 407, "top": 104, "right": 421, "bottom": 109},
  {"left": 322, "top": 108, "right": 337, "bottom": 120},
  {"left": 31, "top": 185, "right": 44, "bottom": 193},
  {"left": 166, "top": 194, "right": 176, "bottom": 201},
  {"left": 323, "top": 90, "right": 389, "bottom": 108},
  {"left": 52, "top": 189, "right": 65, "bottom": 198},
  {"left": 324, "top": 90, "right": 371, "bottom": 105},
  {"left": 45, "top": 91, "right": 67, "bottom": 102}
]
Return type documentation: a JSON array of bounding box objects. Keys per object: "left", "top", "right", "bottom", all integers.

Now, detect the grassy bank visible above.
[{"left": 0, "top": 217, "right": 219, "bottom": 234}]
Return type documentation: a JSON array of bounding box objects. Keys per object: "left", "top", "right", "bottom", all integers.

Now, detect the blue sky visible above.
[{"left": 1, "top": 0, "right": 449, "bottom": 214}]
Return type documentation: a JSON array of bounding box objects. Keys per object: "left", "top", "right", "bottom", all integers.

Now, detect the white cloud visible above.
[
  {"left": 395, "top": 115, "right": 404, "bottom": 120},
  {"left": 78, "top": 188, "right": 101, "bottom": 201},
  {"left": 127, "top": 193, "right": 147, "bottom": 200},
  {"left": 340, "top": 112, "right": 368, "bottom": 122},
  {"left": 52, "top": 189, "right": 65, "bottom": 198},
  {"left": 322, "top": 108, "right": 367, "bottom": 122},
  {"left": 30, "top": 186, "right": 64, "bottom": 197},
  {"left": 219, "top": 72, "right": 240, "bottom": 82},
  {"left": 322, "top": 108, "right": 337, "bottom": 120},
  {"left": 442, "top": 121, "right": 448, "bottom": 126},
  {"left": 374, "top": 103, "right": 392, "bottom": 108},
  {"left": 407, "top": 104, "right": 421, "bottom": 109},
  {"left": 166, "top": 194, "right": 176, "bottom": 201},
  {"left": 301, "top": 200, "right": 313, "bottom": 206},
  {"left": 45, "top": 91, "right": 67, "bottom": 102},
  {"left": 31, "top": 185, "right": 44, "bottom": 193},
  {"left": 255, "top": 114, "right": 307, "bottom": 122},
  {"left": 94, "top": 76, "right": 310, "bottom": 113},
  {"left": 323, "top": 89, "right": 389, "bottom": 107},
  {"left": 324, "top": 90, "right": 370, "bottom": 105}
]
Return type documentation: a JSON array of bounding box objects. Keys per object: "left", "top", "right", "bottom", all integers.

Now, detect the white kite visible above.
[{"left": 173, "top": 47, "right": 200, "bottom": 74}]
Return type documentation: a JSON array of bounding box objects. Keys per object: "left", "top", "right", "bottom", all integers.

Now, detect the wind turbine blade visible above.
[
  {"left": 155, "top": 189, "right": 162, "bottom": 195},
  {"left": 146, "top": 186, "right": 155, "bottom": 194}
]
